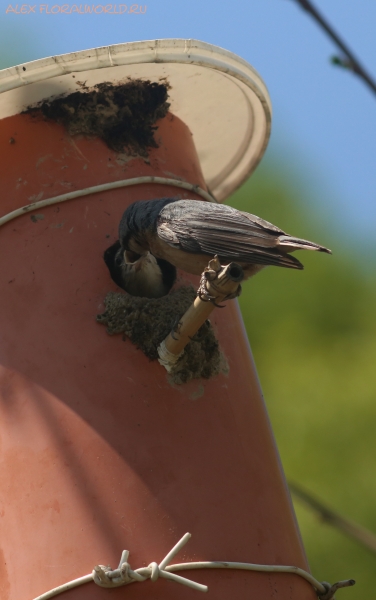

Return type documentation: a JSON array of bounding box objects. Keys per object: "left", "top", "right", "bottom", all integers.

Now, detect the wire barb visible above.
[
  {"left": 92, "top": 533, "right": 208, "bottom": 592},
  {"left": 318, "top": 579, "right": 356, "bottom": 600}
]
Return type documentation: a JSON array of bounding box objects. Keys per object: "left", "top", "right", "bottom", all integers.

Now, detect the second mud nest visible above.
[
  {"left": 25, "top": 79, "right": 170, "bottom": 157},
  {"left": 97, "top": 286, "right": 228, "bottom": 385}
]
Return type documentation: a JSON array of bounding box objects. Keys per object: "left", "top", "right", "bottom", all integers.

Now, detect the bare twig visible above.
[
  {"left": 289, "top": 0, "right": 376, "bottom": 96},
  {"left": 289, "top": 481, "right": 376, "bottom": 555},
  {"left": 157, "top": 257, "right": 243, "bottom": 372}
]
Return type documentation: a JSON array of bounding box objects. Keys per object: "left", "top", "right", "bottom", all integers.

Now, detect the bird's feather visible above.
[{"left": 157, "top": 200, "right": 304, "bottom": 269}]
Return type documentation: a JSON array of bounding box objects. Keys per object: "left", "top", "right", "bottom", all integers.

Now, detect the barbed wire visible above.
[{"left": 33, "top": 532, "right": 355, "bottom": 600}]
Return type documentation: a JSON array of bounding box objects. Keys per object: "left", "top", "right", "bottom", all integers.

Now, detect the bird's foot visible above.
[{"left": 197, "top": 272, "right": 225, "bottom": 307}]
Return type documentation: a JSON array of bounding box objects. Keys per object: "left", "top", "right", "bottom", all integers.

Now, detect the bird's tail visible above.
[{"left": 278, "top": 235, "right": 332, "bottom": 254}]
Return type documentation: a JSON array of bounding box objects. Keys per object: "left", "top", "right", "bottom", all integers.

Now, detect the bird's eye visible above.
[{"left": 115, "top": 254, "right": 123, "bottom": 266}]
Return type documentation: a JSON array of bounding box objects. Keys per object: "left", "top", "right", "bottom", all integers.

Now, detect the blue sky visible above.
[{"left": 1, "top": 0, "right": 375, "bottom": 244}]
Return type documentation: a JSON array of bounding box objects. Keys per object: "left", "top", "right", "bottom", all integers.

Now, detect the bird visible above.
[
  {"left": 104, "top": 239, "right": 176, "bottom": 299},
  {"left": 104, "top": 197, "right": 331, "bottom": 298}
]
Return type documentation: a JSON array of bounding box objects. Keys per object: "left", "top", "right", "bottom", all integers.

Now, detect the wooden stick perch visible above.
[{"left": 158, "top": 256, "right": 244, "bottom": 372}]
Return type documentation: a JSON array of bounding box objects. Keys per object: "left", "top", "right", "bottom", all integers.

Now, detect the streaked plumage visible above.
[{"left": 104, "top": 197, "right": 331, "bottom": 298}]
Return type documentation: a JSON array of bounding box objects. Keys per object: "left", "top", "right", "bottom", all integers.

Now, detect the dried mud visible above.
[
  {"left": 25, "top": 79, "right": 170, "bottom": 157},
  {"left": 97, "top": 286, "right": 228, "bottom": 385}
]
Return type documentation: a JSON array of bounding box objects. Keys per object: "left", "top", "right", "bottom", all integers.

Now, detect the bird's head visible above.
[{"left": 103, "top": 241, "right": 176, "bottom": 298}]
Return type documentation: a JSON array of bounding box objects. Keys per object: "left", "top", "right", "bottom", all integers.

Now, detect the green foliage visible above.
[{"left": 226, "top": 165, "right": 376, "bottom": 597}]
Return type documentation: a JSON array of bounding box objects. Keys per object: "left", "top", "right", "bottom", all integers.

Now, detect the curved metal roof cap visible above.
[{"left": 0, "top": 39, "right": 272, "bottom": 202}]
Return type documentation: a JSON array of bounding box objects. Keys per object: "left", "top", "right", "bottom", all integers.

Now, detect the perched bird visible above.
[{"left": 104, "top": 197, "right": 331, "bottom": 298}]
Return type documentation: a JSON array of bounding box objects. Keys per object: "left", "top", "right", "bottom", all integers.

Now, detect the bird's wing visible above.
[{"left": 157, "top": 200, "right": 303, "bottom": 269}]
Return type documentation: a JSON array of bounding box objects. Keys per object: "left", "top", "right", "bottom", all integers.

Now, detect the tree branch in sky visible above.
[{"left": 290, "top": 0, "right": 376, "bottom": 97}]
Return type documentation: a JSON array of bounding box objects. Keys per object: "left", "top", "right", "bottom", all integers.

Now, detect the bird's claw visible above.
[{"left": 197, "top": 273, "right": 225, "bottom": 307}]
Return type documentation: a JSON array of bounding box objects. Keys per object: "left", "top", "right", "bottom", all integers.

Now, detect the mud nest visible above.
[
  {"left": 96, "top": 286, "right": 228, "bottom": 385},
  {"left": 25, "top": 79, "right": 170, "bottom": 157}
]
